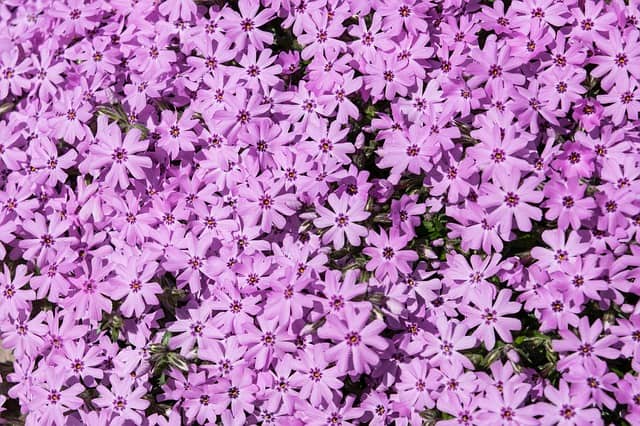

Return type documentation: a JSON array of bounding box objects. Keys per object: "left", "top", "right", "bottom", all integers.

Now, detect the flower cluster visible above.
[{"left": 0, "top": 0, "right": 639, "bottom": 424}]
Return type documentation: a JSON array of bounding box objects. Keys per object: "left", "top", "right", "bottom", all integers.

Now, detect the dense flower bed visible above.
[{"left": 1, "top": 0, "right": 640, "bottom": 424}]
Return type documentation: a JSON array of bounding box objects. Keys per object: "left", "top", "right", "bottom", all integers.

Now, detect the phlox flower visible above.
[
  {"left": 28, "top": 367, "right": 84, "bottom": 426},
  {"left": 93, "top": 375, "right": 150, "bottom": 426},
  {"left": 536, "top": 380, "right": 603, "bottom": 426},
  {"left": 313, "top": 192, "right": 370, "bottom": 250},
  {"left": 237, "top": 316, "right": 296, "bottom": 370},
  {"left": 553, "top": 317, "right": 620, "bottom": 370},
  {"left": 82, "top": 121, "right": 151, "bottom": 189},
  {"left": 460, "top": 289, "right": 521, "bottom": 350},
  {"left": 363, "top": 227, "right": 418, "bottom": 283},
  {"left": 318, "top": 304, "right": 388, "bottom": 375}
]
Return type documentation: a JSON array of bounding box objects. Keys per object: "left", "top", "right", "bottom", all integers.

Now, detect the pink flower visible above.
[
  {"left": 0, "top": 48, "right": 31, "bottom": 99},
  {"left": 18, "top": 212, "right": 74, "bottom": 265},
  {"left": 419, "top": 316, "right": 476, "bottom": 369},
  {"left": 50, "top": 0, "right": 100, "bottom": 35},
  {"left": 389, "top": 194, "right": 426, "bottom": 238},
  {"left": 318, "top": 304, "right": 388, "bottom": 375},
  {"left": 377, "top": 0, "right": 430, "bottom": 36},
  {"left": 479, "top": 173, "right": 544, "bottom": 236},
  {"left": 467, "top": 34, "right": 525, "bottom": 88},
  {"left": 237, "top": 176, "right": 299, "bottom": 233},
  {"left": 553, "top": 317, "right": 620, "bottom": 370},
  {"left": 298, "top": 10, "right": 346, "bottom": 61},
  {"left": 237, "top": 316, "right": 296, "bottom": 370},
  {"left": 363, "top": 227, "right": 418, "bottom": 282},
  {"left": 164, "top": 233, "right": 224, "bottom": 293},
  {"left": 0, "top": 311, "right": 47, "bottom": 359},
  {"left": 28, "top": 367, "right": 84, "bottom": 425},
  {"left": 168, "top": 303, "right": 225, "bottom": 357},
  {"left": 536, "top": 380, "right": 603, "bottom": 426},
  {"left": 601, "top": 71, "right": 640, "bottom": 123},
  {"left": 376, "top": 124, "right": 441, "bottom": 182},
  {"left": 445, "top": 252, "right": 503, "bottom": 301},
  {"left": 48, "top": 87, "right": 92, "bottom": 143},
  {"left": 591, "top": 28, "right": 640, "bottom": 90},
  {"left": 61, "top": 258, "right": 113, "bottom": 324},
  {"left": 221, "top": 0, "right": 274, "bottom": 50},
  {"left": 290, "top": 343, "right": 343, "bottom": 407},
  {"left": 364, "top": 53, "right": 414, "bottom": 101},
  {"left": 611, "top": 314, "right": 640, "bottom": 370},
  {"left": 396, "top": 358, "right": 438, "bottom": 410},
  {"left": 553, "top": 255, "right": 608, "bottom": 305},
  {"left": 94, "top": 375, "right": 150, "bottom": 426},
  {"left": 542, "top": 177, "right": 596, "bottom": 230},
  {"left": 477, "top": 381, "right": 539, "bottom": 425},
  {"left": 316, "top": 269, "right": 367, "bottom": 318},
  {"left": 0, "top": 264, "right": 34, "bottom": 324},
  {"left": 238, "top": 46, "right": 282, "bottom": 92},
  {"left": 110, "top": 254, "right": 162, "bottom": 318},
  {"left": 531, "top": 229, "right": 590, "bottom": 273},
  {"left": 564, "top": 360, "right": 618, "bottom": 409},
  {"left": 156, "top": 109, "right": 198, "bottom": 160},
  {"left": 461, "top": 289, "right": 521, "bottom": 350},
  {"left": 313, "top": 193, "right": 370, "bottom": 250},
  {"left": 82, "top": 121, "right": 151, "bottom": 189}
]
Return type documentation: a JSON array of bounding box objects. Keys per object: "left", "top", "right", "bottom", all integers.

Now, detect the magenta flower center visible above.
[
  {"left": 229, "top": 386, "right": 240, "bottom": 399},
  {"left": 382, "top": 246, "right": 395, "bottom": 260},
  {"left": 130, "top": 279, "right": 142, "bottom": 292},
  {"left": 16, "top": 323, "right": 27, "bottom": 335},
  {"left": 191, "top": 321, "right": 204, "bottom": 336},
  {"left": 346, "top": 331, "right": 361, "bottom": 346},
  {"left": 500, "top": 407, "right": 514, "bottom": 420},
  {"left": 504, "top": 192, "right": 519, "bottom": 207},
  {"left": 240, "top": 19, "right": 254, "bottom": 32},
  {"left": 309, "top": 368, "right": 323, "bottom": 382},
  {"left": 488, "top": 64, "right": 502, "bottom": 78},
  {"left": 491, "top": 149, "right": 506, "bottom": 163},
  {"left": 554, "top": 249, "right": 568, "bottom": 262},
  {"left": 578, "top": 343, "right": 593, "bottom": 356},
  {"left": 572, "top": 275, "right": 584, "bottom": 287},
  {"left": 406, "top": 144, "right": 420, "bottom": 157},
  {"left": 335, "top": 213, "right": 349, "bottom": 227},
  {"left": 615, "top": 53, "right": 628, "bottom": 67},
  {"left": 581, "top": 19, "right": 593, "bottom": 31},
  {"left": 113, "top": 396, "right": 127, "bottom": 411},
  {"left": 112, "top": 148, "right": 128, "bottom": 163},
  {"left": 482, "top": 309, "right": 498, "bottom": 324},
  {"left": 560, "top": 405, "right": 575, "bottom": 419},
  {"left": 531, "top": 8, "right": 545, "bottom": 18},
  {"left": 262, "top": 332, "right": 275, "bottom": 346},
  {"left": 188, "top": 256, "right": 202, "bottom": 270},
  {"left": 330, "top": 295, "right": 344, "bottom": 310},
  {"left": 41, "top": 234, "right": 54, "bottom": 247},
  {"left": 260, "top": 195, "right": 273, "bottom": 208},
  {"left": 72, "top": 359, "right": 84, "bottom": 372},
  {"left": 48, "top": 390, "right": 61, "bottom": 404},
  {"left": 562, "top": 196, "right": 574, "bottom": 208}
]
